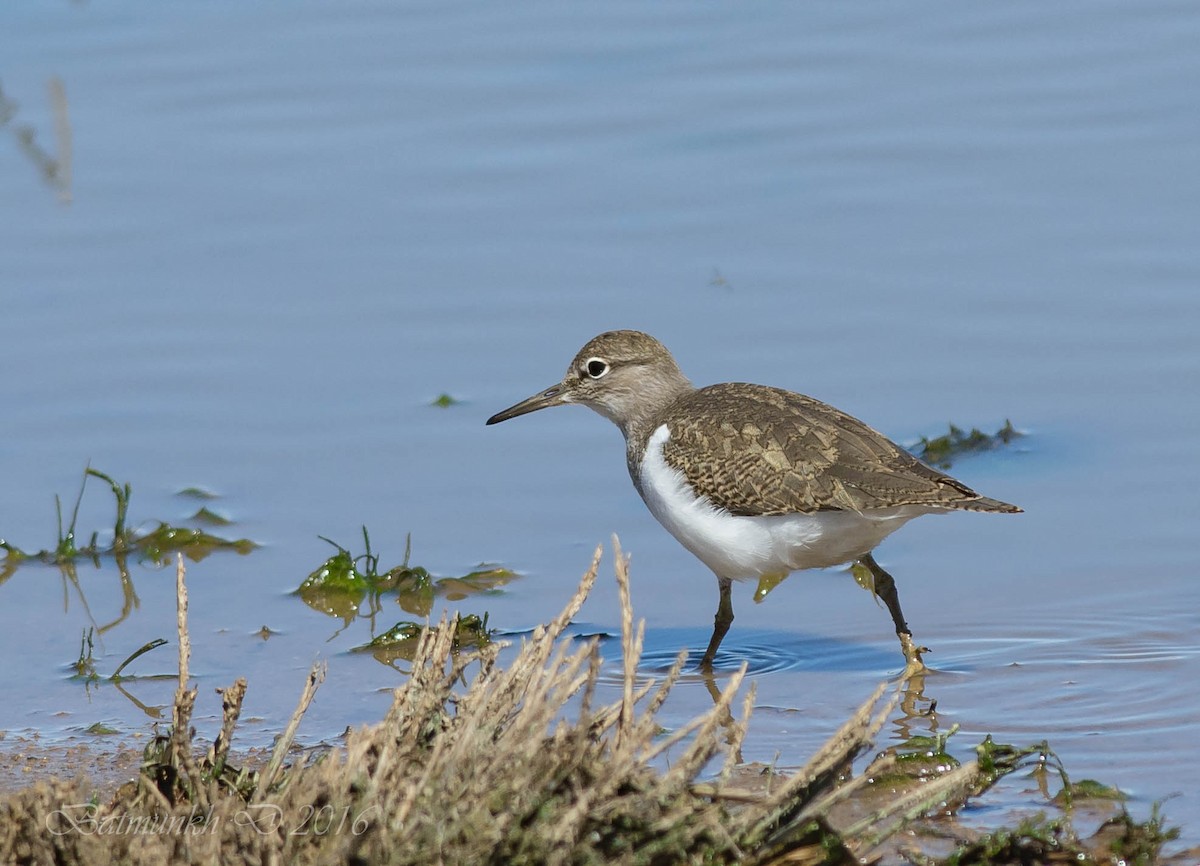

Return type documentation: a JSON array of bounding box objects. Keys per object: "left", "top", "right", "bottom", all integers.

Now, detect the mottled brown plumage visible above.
[
  {"left": 644, "top": 383, "right": 1021, "bottom": 517},
  {"left": 487, "top": 329, "right": 1021, "bottom": 671}
]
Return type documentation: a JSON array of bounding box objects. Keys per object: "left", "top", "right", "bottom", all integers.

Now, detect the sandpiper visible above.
[{"left": 487, "top": 330, "right": 1020, "bottom": 670}]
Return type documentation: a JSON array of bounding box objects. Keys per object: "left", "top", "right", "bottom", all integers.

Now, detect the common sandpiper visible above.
[{"left": 486, "top": 330, "right": 1020, "bottom": 671}]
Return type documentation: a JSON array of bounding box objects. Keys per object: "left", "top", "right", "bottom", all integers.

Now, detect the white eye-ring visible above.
[{"left": 584, "top": 357, "right": 609, "bottom": 379}]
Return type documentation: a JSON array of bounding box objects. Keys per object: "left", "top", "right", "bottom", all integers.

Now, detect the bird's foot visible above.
[{"left": 899, "top": 632, "right": 929, "bottom": 676}]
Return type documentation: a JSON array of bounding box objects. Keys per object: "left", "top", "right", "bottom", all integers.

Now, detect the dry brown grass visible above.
[{"left": 0, "top": 539, "right": 1186, "bottom": 866}]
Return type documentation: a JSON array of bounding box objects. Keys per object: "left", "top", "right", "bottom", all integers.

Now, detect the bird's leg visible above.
[
  {"left": 699, "top": 577, "right": 734, "bottom": 670},
  {"left": 859, "top": 552, "right": 928, "bottom": 673}
]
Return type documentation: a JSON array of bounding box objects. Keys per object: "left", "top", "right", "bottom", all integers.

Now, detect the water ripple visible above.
[{"left": 586, "top": 626, "right": 899, "bottom": 686}]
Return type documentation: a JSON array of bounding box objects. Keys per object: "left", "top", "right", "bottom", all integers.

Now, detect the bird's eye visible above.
[{"left": 584, "top": 358, "right": 609, "bottom": 379}]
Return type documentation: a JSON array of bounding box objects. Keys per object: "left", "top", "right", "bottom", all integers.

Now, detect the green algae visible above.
[
  {"left": 914, "top": 420, "right": 1021, "bottom": 469},
  {"left": 296, "top": 529, "right": 518, "bottom": 623},
  {"left": 0, "top": 467, "right": 257, "bottom": 571}
]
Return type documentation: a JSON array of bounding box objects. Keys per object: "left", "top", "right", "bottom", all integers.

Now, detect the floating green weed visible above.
[
  {"left": 850, "top": 731, "right": 1184, "bottom": 865},
  {"left": 1053, "top": 777, "right": 1125, "bottom": 804},
  {"left": 914, "top": 420, "right": 1021, "bottom": 469},
  {"left": 0, "top": 467, "right": 257, "bottom": 569},
  {"left": 296, "top": 528, "right": 517, "bottom": 623},
  {"left": 355, "top": 613, "right": 491, "bottom": 665},
  {"left": 431, "top": 393, "right": 460, "bottom": 408},
  {"left": 189, "top": 506, "right": 232, "bottom": 526},
  {"left": 934, "top": 806, "right": 1180, "bottom": 866},
  {"left": 938, "top": 814, "right": 1074, "bottom": 865},
  {"left": 890, "top": 726, "right": 962, "bottom": 779},
  {"left": 176, "top": 486, "right": 218, "bottom": 500},
  {"left": 135, "top": 524, "right": 255, "bottom": 564},
  {"left": 1100, "top": 803, "right": 1181, "bottom": 865}
]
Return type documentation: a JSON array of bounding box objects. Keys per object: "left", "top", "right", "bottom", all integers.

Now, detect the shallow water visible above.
[{"left": 2, "top": 0, "right": 1199, "bottom": 850}]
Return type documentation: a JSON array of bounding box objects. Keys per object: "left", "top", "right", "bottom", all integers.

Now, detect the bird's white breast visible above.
[{"left": 636, "top": 424, "right": 932, "bottom": 580}]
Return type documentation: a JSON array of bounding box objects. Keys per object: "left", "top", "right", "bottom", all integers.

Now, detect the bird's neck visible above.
[{"left": 618, "top": 375, "right": 694, "bottom": 462}]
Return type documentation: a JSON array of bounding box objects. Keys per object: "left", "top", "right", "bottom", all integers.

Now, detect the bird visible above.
[{"left": 486, "top": 330, "right": 1020, "bottom": 671}]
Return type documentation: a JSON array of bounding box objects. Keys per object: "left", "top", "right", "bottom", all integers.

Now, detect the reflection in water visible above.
[
  {"left": 0, "top": 472, "right": 259, "bottom": 724},
  {"left": 52, "top": 552, "right": 142, "bottom": 638},
  {"left": 67, "top": 606, "right": 174, "bottom": 722},
  {"left": 1, "top": 467, "right": 255, "bottom": 642},
  {"left": 0, "top": 76, "right": 72, "bottom": 203},
  {"left": 353, "top": 612, "right": 492, "bottom": 670},
  {"left": 891, "top": 667, "right": 938, "bottom": 744},
  {"left": 635, "top": 628, "right": 899, "bottom": 678},
  {"left": 64, "top": 552, "right": 142, "bottom": 636},
  {"left": 111, "top": 679, "right": 167, "bottom": 721},
  {"left": 295, "top": 533, "right": 520, "bottom": 669},
  {"left": 599, "top": 626, "right": 948, "bottom": 780},
  {"left": 69, "top": 617, "right": 174, "bottom": 720},
  {"left": 700, "top": 666, "right": 746, "bottom": 766},
  {"left": 0, "top": 468, "right": 256, "bottom": 582}
]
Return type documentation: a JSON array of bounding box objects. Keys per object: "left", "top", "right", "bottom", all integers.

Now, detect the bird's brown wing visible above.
[{"left": 657, "top": 383, "right": 1020, "bottom": 516}]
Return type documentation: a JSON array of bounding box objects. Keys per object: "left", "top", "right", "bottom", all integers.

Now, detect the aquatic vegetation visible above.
[
  {"left": 176, "top": 486, "right": 218, "bottom": 500},
  {"left": 931, "top": 808, "right": 1180, "bottom": 866},
  {"left": 0, "top": 467, "right": 256, "bottom": 572},
  {"left": 70, "top": 629, "right": 98, "bottom": 680},
  {"left": 0, "top": 545, "right": 1184, "bottom": 866},
  {"left": 913, "top": 420, "right": 1021, "bottom": 469},
  {"left": 68, "top": 630, "right": 170, "bottom": 687},
  {"left": 354, "top": 612, "right": 491, "bottom": 665},
  {"left": 188, "top": 506, "right": 232, "bottom": 526},
  {"left": 885, "top": 727, "right": 962, "bottom": 779},
  {"left": 296, "top": 528, "right": 517, "bottom": 622}
]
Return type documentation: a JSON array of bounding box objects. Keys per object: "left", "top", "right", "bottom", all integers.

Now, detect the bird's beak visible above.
[{"left": 486, "top": 384, "right": 570, "bottom": 425}]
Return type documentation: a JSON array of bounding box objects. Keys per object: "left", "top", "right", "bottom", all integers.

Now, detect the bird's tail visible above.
[{"left": 960, "top": 495, "right": 1022, "bottom": 514}]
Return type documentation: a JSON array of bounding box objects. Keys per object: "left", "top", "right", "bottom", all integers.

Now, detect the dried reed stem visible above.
[
  {"left": 174, "top": 553, "right": 189, "bottom": 692},
  {"left": 209, "top": 677, "right": 248, "bottom": 779},
  {"left": 613, "top": 535, "right": 639, "bottom": 746},
  {"left": 255, "top": 661, "right": 326, "bottom": 802}
]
